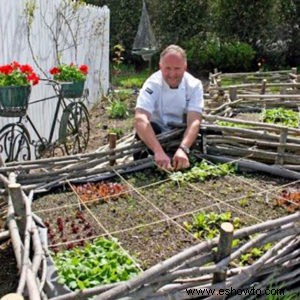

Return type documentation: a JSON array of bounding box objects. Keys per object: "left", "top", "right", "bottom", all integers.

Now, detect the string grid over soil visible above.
[{"left": 31, "top": 164, "right": 298, "bottom": 272}]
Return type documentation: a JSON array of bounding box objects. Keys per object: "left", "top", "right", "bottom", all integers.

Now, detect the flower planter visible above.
[
  {"left": 60, "top": 81, "right": 85, "bottom": 98},
  {"left": 0, "top": 85, "right": 31, "bottom": 117}
]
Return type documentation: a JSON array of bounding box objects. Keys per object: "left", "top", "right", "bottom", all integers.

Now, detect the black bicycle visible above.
[{"left": 0, "top": 79, "right": 90, "bottom": 162}]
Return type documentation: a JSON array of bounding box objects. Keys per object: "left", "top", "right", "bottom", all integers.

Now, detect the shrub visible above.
[{"left": 186, "top": 35, "right": 256, "bottom": 74}]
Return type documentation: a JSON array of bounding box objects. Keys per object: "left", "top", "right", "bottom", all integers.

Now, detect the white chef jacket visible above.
[{"left": 136, "top": 70, "right": 203, "bottom": 131}]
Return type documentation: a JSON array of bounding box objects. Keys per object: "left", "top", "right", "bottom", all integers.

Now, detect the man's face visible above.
[{"left": 159, "top": 53, "right": 187, "bottom": 88}]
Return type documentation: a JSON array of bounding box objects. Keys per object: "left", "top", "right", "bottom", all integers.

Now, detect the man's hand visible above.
[
  {"left": 172, "top": 148, "right": 190, "bottom": 171},
  {"left": 154, "top": 150, "right": 173, "bottom": 170}
]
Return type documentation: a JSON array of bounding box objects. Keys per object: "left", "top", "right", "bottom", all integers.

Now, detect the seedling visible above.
[
  {"left": 170, "top": 161, "right": 235, "bottom": 183},
  {"left": 107, "top": 99, "right": 129, "bottom": 119},
  {"left": 52, "top": 237, "right": 140, "bottom": 290},
  {"left": 239, "top": 242, "right": 273, "bottom": 266},
  {"left": 72, "top": 181, "right": 129, "bottom": 205},
  {"left": 183, "top": 211, "right": 241, "bottom": 240}
]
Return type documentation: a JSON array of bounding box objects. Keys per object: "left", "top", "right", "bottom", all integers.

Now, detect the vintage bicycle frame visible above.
[{"left": 0, "top": 81, "right": 90, "bottom": 162}]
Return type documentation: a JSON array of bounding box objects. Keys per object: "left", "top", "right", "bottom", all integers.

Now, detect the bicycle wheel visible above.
[
  {"left": 0, "top": 123, "right": 31, "bottom": 162},
  {"left": 59, "top": 102, "right": 90, "bottom": 155}
]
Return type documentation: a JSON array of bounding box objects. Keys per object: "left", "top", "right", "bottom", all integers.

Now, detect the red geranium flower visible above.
[
  {"left": 79, "top": 65, "right": 88, "bottom": 75},
  {"left": 0, "top": 61, "right": 40, "bottom": 87},
  {"left": 49, "top": 63, "right": 88, "bottom": 82},
  {"left": 50, "top": 67, "right": 60, "bottom": 75}
]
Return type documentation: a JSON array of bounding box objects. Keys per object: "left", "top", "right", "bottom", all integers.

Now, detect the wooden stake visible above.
[
  {"left": 229, "top": 87, "right": 237, "bottom": 101},
  {"left": 213, "top": 222, "right": 234, "bottom": 283},
  {"left": 260, "top": 79, "right": 267, "bottom": 94},
  {"left": 0, "top": 294, "right": 24, "bottom": 300},
  {"left": 8, "top": 182, "right": 26, "bottom": 240},
  {"left": 109, "top": 133, "right": 117, "bottom": 166},
  {"left": 276, "top": 128, "right": 288, "bottom": 165}
]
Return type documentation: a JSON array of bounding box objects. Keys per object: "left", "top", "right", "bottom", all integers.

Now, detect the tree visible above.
[
  {"left": 211, "top": 0, "right": 279, "bottom": 46},
  {"left": 147, "top": 0, "right": 209, "bottom": 47}
]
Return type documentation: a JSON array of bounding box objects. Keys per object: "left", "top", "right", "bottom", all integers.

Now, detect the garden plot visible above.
[
  {"left": 139, "top": 181, "right": 216, "bottom": 217},
  {"left": 173, "top": 202, "right": 258, "bottom": 239},
  {"left": 31, "top": 160, "right": 298, "bottom": 282},
  {"left": 113, "top": 221, "right": 197, "bottom": 269},
  {"left": 87, "top": 192, "right": 166, "bottom": 232}
]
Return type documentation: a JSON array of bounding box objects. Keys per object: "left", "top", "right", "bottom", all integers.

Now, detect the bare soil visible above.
[
  {"left": 0, "top": 98, "right": 298, "bottom": 297},
  {"left": 31, "top": 169, "right": 295, "bottom": 271}
]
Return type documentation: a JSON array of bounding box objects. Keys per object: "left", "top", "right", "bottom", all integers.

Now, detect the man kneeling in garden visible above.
[{"left": 134, "top": 44, "right": 204, "bottom": 171}]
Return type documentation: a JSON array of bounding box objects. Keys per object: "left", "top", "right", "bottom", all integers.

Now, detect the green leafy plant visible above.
[
  {"left": 112, "top": 44, "right": 125, "bottom": 77},
  {"left": 107, "top": 99, "right": 129, "bottom": 119},
  {"left": 49, "top": 63, "right": 88, "bottom": 82},
  {"left": 216, "top": 120, "right": 252, "bottom": 128},
  {"left": 183, "top": 211, "right": 241, "bottom": 239},
  {"left": 170, "top": 161, "right": 235, "bottom": 183},
  {"left": 186, "top": 34, "right": 255, "bottom": 73},
  {"left": 240, "top": 242, "right": 273, "bottom": 266},
  {"left": 52, "top": 237, "right": 140, "bottom": 290},
  {"left": 119, "top": 76, "right": 146, "bottom": 89},
  {"left": 263, "top": 108, "right": 299, "bottom": 128},
  {"left": 108, "top": 127, "right": 124, "bottom": 138},
  {"left": 0, "top": 61, "right": 39, "bottom": 86},
  {"left": 239, "top": 198, "right": 249, "bottom": 208}
]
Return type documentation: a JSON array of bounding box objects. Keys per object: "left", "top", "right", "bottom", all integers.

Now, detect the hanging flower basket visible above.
[
  {"left": 0, "top": 85, "right": 31, "bottom": 117},
  {"left": 49, "top": 63, "right": 88, "bottom": 99},
  {"left": 60, "top": 81, "right": 85, "bottom": 98},
  {"left": 0, "top": 61, "right": 39, "bottom": 117}
]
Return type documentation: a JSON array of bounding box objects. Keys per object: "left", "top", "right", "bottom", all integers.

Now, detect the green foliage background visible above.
[{"left": 86, "top": 0, "right": 300, "bottom": 73}]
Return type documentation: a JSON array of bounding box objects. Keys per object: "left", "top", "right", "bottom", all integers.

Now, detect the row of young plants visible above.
[
  {"left": 217, "top": 108, "right": 299, "bottom": 128},
  {"left": 183, "top": 210, "right": 273, "bottom": 266},
  {"left": 71, "top": 181, "right": 129, "bottom": 205},
  {"left": 169, "top": 160, "right": 236, "bottom": 183},
  {"left": 45, "top": 210, "right": 94, "bottom": 253},
  {"left": 52, "top": 237, "right": 140, "bottom": 291}
]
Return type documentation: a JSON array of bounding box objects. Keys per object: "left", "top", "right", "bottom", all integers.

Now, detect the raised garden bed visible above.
[{"left": 30, "top": 162, "right": 298, "bottom": 291}]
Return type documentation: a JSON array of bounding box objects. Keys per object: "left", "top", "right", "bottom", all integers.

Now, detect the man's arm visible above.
[
  {"left": 181, "top": 111, "right": 202, "bottom": 148},
  {"left": 172, "top": 111, "right": 201, "bottom": 170},
  {"left": 134, "top": 108, "right": 172, "bottom": 170}
]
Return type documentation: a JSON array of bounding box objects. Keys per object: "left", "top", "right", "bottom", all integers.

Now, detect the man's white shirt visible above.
[{"left": 136, "top": 70, "right": 203, "bottom": 131}]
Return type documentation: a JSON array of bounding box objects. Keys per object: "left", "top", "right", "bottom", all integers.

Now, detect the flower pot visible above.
[
  {"left": 0, "top": 85, "right": 31, "bottom": 117},
  {"left": 60, "top": 81, "right": 85, "bottom": 98}
]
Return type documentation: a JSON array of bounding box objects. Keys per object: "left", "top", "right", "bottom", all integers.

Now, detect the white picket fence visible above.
[{"left": 0, "top": 0, "right": 109, "bottom": 158}]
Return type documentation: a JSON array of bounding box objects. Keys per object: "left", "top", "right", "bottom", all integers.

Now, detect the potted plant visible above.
[
  {"left": 49, "top": 63, "right": 88, "bottom": 98},
  {"left": 0, "top": 61, "right": 39, "bottom": 117}
]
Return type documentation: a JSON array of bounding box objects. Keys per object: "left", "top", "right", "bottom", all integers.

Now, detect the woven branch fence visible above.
[
  {"left": 209, "top": 68, "right": 298, "bottom": 86},
  {"left": 206, "top": 68, "right": 300, "bottom": 117},
  {"left": 0, "top": 168, "right": 299, "bottom": 300}
]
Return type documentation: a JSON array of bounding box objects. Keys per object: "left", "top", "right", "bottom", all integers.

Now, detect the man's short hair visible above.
[{"left": 160, "top": 45, "right": 187, "bottom": 63}]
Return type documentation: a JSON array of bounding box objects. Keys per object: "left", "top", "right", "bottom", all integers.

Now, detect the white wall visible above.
[{"left": 0, "top": 0, "right": 109, "bottom": 159}]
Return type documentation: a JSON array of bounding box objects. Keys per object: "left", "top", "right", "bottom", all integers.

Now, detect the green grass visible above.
[{"left": 111, "top": 64, "right": 148, "bottom": 88}]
